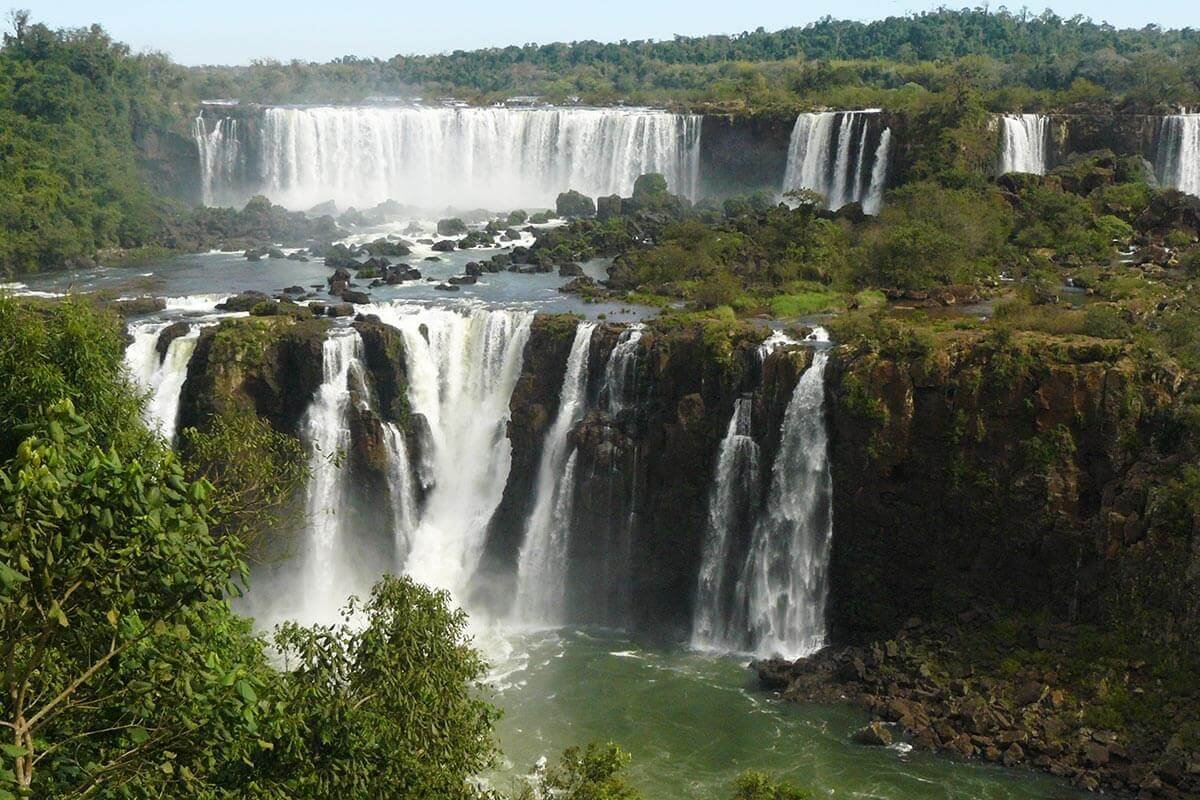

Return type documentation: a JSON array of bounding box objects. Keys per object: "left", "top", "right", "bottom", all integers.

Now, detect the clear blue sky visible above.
[{"left": 16, "top": 0, "right": 1198, "bottom": 66}]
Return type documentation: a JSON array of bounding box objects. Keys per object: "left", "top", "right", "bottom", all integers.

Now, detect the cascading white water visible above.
[
  {"left": 600, "top": 322, "right": 645, "bottom": 414},
  {"left": 863, "top": 129, "right": 891, "bottom": 215},
  {"left": 382, "top": 422, "right": 419, "bottom": 564},
  {"left": 514, "top": 322, "right": 597, "bottom": 625},
  {"left": 782, "top": 110, "right": 892, "bottom": 211},
  {"left": 691, "top": 398, "right": 760, "bottom": 651},
  {"left": 199, "top": 106, "right": 702, "bottom": 211},
  {"left": 1156, "top": 114, "right": 1200, "bottom": 198},
  {"left": 296, "top": 330, "right": 365, "bottom": 625},
  {"left": 738, "top": 344, "right": 833, "bottom": 658},
  {"left": 361, "top": 303, "right": 533, "bottom": 601},
  {"left": 194, "top": 113, "right": 240, "bottom": 206},
  {"left": 997, "top": 113, "right": 1049, "bottom": 175},
  {"left": 124, "top": 322, "right": 201, "bottom": 444}
]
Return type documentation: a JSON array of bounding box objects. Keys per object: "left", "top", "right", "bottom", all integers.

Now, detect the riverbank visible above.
[{"left": 756, "top": 614, "right": 1200, "bottom": 798}]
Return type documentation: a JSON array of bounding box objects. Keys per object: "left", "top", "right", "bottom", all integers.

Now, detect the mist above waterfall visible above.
[{"left": 197, "top": 106, "right": 702, "bottom": 211}]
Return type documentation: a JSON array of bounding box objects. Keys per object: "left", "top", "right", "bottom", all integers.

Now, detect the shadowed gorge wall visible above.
[{"left": 824, "top": 332, "right": 1197, "bottom": 655}]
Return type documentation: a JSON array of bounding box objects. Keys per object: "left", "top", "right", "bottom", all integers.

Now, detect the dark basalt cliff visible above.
[
  {"left": 178, "top": 315, "right": 329, "bottom": 434},
  {"left": 477, "top": 316, "right": 811, "bottom": 633},
  {"left": 175, "top": 313, "right": 1198, "bottom": 662},
  {"left": 824, "top": 331, "right": 1195, "bottom": 650},
  {"left": 698, "top": 113, "right": 796, "bottom": 198}
]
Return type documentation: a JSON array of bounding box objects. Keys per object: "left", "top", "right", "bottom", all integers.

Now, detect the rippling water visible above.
[{"left": 481, "top": 629, "right": 1086, "bottom": 800}]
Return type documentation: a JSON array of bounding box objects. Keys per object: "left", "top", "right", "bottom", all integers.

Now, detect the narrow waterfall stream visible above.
[
  {"left": 296, "top": 329, "right": 366, "bottom": 625},
  {"left": 367, "top": 304, "right": 534, "bottom": 600},
  {"left": 514, "top": 322, "right": 597, "bottom": 625},
  {"left": 1156, "top": 113, "right": 1200, "bottom": 197},
  {"left": 124, "top": 322, "right": 202, "bottom": 444},
  {"left": 691, "top": 397, "right": 760, "bottom": 651},
  {"left": 998, "top": 113, "right": 1050, "bottom": 175},
  {"left": 738, "top": 347, "right": 833, "bottom": 658},
  {"left": 601, "top": 322, "right": 645, "bottom": 414}
]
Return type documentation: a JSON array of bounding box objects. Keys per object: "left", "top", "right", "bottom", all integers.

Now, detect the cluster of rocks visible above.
[
  {"left": 880, "top": 284, "right": 982, "bottom": 308},
  {"left": 755, "top": 620, "right": 1199, "bottom": 798}
]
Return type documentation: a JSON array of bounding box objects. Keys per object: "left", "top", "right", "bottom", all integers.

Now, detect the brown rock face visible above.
[
  {"left": 824, "top": 330, "right": 1190, "bottom": 648},
  {"left": 178, "top": 316, "right": 330, "bottom": 435},
  {"left": 476, "top": 315, "right": 812, "bottom": 634}
]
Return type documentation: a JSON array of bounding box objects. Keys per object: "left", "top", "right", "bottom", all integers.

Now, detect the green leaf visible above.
[
  {"left": 236, "top": 679, "right": 257, "bottom": 704},
  {"left": 48, "top": 600, "right": 68, "bottom": 627},
  {"left": 0, "top": 744, "right": 26, "bottom": 758},
  {"left": 129, "top": 727, "right": 150, "bottom": 744},
  {"left": 0, "top": 561, "right": 27, "bottom": 589}
]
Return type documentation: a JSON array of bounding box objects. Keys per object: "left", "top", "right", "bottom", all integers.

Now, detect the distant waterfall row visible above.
[
  {"left": 195, "top": 106, "right": 702, "bottom": 211},
  {"left": 782, "top": 110, "right": 892, "bottom": 214},
  {"left": 996, "top": 112, "right": 1200, "bottom": 198}
]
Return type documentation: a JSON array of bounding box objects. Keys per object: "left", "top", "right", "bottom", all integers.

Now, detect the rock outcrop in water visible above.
[{"left": 178, "top": 315, "right": 330, "bottom": 434}]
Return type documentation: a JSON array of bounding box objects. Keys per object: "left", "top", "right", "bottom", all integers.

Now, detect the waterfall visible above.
[
  {"left": 863, "top": 129, "right": 891, "bottom": 215},
  {"left": 382, "top": 422, "right": 419, "bottom": 564},
  {"left": 691, "top": 398, "right": 761, "bottom": 651},
  {"left": 782, "top": 110, "right": 892, "bottom": 211},
  {"left": 198, "top": 106, "right": 702, "bottom": 210},
  {"left": 997, "top": 114, "right": 1049, "bottom": 175},
  {"left": 739, "top": 348, "right": 832, "bottom": 658},
  {"left": 124, "top": 322, "right": 201, "bottom": 444},
  {"left": 194, "top": 113, "right": 241, "bottom": 206},
  {"left": 1156, "top": 114, "right": 1200, "bottom": 198},
  {"left": 362, "top": 303, "right": 533, "bottom": 600},
  {"left": 600, "top": 323, "right": 645, "bottom": 415},
  {"left": 297, "top": 329, "right": 366, "bottom": 624},
  {"left": 514, "top": 322, "right": 597, "bottom": 625}
]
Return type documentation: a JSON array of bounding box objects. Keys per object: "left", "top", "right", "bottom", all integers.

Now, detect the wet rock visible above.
[
  {"left": 109, "top": 296, "right": 166, "bottom": 317},
  {"left": 1003, "top": 742, "right": 1026, "bottom": 767},
  {"left": 434, "top": 283, "right": 460, "bottom": 292},
  {"left": 432, "top": 239, "right": 458, "bottom": 252},
  {"left": 556, "top": 189, "right": 595, "bottom": 218},
  {"left": 597, "top": 194, "right": 622, "bottom": 221},
  {"left": 436, "top": 217, "right": 467, "bottom": 236},
  {"left": 217, "top": 291, "right": 269, "bottom": 312},
  {"left": 558, "top": 263, "right": 585, "bottom": 277},
  {"left": 155, "top": 321, "right": 191, "bottom": 359},
  {"left": 852, "top": 721, "right": 893, "bottom": 747},
  {"left": 327, "top": 303, "right": 354, "bottom": 317},
  {"left": 341, "top": 290, "right": 371, "bottom": 304}
]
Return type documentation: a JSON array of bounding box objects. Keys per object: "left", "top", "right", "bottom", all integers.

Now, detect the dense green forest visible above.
[{"left": 192, "top": 9, "right": 1200, "bottom": 109}]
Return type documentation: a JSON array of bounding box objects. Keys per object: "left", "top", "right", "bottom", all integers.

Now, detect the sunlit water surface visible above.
[{"left": 481, "top": 629, "right": 1087, "bottom": 800}]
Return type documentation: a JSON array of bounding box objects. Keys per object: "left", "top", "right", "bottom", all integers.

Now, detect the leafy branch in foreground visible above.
[{"left": 180, "top": 410, "right": 308, "bottom": 557}]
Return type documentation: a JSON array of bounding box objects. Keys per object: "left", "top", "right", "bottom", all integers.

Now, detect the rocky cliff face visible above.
[
  {"left": 824, "top": 331, "right": 1195, "bottom": 652},
  {"left": 698, "top": 113, "right": 795, "bottom": 198},
  {"left": 478, "top": 316, "right": 809, "bottom": 633},
  {"left": 178, "top": 316, "right": 329, "bottom": 434}
]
